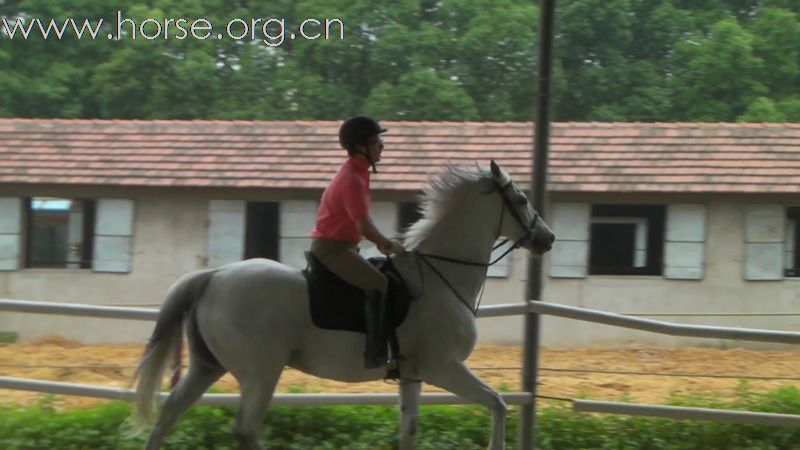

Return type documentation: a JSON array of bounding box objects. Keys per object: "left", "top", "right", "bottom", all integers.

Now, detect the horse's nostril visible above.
[{"left": 549, "top": 234, "right": 555, "bottom": 244}]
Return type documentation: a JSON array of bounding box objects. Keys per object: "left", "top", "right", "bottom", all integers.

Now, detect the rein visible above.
[
  {"left": 416, "top": 239, "right": 516, "bottom": 267},
  {"left": 411, "top": 178, "right": 540, "bottom": 316}
]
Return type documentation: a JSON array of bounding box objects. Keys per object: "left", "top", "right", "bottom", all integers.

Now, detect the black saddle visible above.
[{"left": 302, "top": 252, "right": 413, "bottom": 337}]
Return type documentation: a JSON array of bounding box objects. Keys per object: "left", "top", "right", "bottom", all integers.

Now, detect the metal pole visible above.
[{"left": 518, "top": 0, "right": 556, "bottom": 448}]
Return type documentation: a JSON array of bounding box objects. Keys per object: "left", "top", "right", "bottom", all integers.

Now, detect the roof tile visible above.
[{"left": 1, "top": 119, "right": 800, "bottom": 193}]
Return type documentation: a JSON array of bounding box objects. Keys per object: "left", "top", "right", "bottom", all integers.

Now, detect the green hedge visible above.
[{"left": 2, "top": 386, "right": 800, "bottom": 449}]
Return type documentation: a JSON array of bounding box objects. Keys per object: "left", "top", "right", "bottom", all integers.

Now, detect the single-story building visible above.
[{"left": 0, "top": 119, "right": 798, "bottom": 347}]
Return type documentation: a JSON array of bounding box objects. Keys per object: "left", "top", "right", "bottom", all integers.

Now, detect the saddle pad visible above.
[{"left": 302, "top": 252, "right": 411, "bottom": 333}]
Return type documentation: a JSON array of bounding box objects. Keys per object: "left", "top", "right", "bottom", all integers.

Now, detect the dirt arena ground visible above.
[{"left": 1, "top": 336, "right": 799, "bottom": 410}]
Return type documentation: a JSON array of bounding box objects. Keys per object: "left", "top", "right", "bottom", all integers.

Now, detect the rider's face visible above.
[{"left": 364, "top": 135, "right": 384, "bottom": 162}]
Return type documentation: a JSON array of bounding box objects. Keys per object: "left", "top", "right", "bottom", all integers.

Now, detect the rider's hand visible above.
[{"left": 378, "top": 239, "right": 405, "bottom": 256}]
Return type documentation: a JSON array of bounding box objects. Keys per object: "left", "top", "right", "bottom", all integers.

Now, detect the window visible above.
[
  {"left": 207, "top": 200, "right": 283, "bottom": 268},
  {"left": 786, "top": 207, "right": 799, "bottom": 277},
  {"left": 245, "top": 202, "right": 279, "bottom": 260},
  {"left": 589, "top": 205, "right": 665, "bottom": 276},
  {"left": 25, "top": 197, "right": 95, "bottom": 269},
  {"left": 0, "top": 197, "right": 133, "bottom": 273}
]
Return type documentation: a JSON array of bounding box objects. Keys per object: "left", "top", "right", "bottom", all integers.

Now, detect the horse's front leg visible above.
[
  {"left": 421, "top": 360, "right": 506, "bottom": 450},
  {"left": 398, "top": 378, "right": 422, "bottom": 450}
]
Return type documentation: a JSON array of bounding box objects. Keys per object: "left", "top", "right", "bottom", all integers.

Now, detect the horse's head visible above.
[{"left": 489, "top": 160, "right": 555, "bottom": 255}]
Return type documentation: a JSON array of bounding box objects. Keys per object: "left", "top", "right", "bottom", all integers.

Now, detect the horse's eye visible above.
[{"left": 517, "top": 197, "right": 528, "bottom": 206}]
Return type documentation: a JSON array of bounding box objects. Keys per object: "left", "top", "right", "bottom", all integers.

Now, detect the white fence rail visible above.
[
  {"left": 0, "top": 298, "right": 158, "bottom": 321},
  {"left": 0, "top": 376, "right": 534, "bottom": 406},
  {"left": 573, "top": 399, "right": 800, "bottom": 427},
  {"left": 525, "top": 302, "right": 800, "bottom": 345},
  {"left": 5, "top": 298, "right": 800, "bottom": 345},
  {"left": 2, "top": 298, "right": 800, "bottom": 428}
]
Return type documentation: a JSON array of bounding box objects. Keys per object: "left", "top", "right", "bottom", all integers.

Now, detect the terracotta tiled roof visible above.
[{"left": 1, "top": 119, "right": 799, "bottom": 193}]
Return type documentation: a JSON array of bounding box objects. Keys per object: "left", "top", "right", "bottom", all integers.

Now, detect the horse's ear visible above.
[{"left": 490, "top": 160, "right": 501, "bottom": 178}]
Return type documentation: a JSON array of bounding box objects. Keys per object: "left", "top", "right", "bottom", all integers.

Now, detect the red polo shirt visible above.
[{"left": 311, "top": 156, "right": 371, "bottom": 243}]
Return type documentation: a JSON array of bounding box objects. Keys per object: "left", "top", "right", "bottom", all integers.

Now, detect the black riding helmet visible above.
[{"left": 338, "top": 115, "right": 387, "bottom": 173}]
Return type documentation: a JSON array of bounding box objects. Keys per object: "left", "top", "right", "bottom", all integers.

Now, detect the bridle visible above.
[
  {"left": 492, "top": 177, "right": 541, "bottom": 255},
  {"left": 413, "top": 176, "right": 540, "bottom": 316}
]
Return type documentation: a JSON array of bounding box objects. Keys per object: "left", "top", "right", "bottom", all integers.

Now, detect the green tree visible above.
[
  {"left": 671, "top": 0, "right": 762, "bottom": 26},
  {"left": 91, "top": 43, "right": 164, "bottom": 118},
  {"left": 555, "top": 0, "right": 635, "bottom": 120},
  {"left": 748, "top": 8, "right": 800, "bottom": 97},
  {"left": 3, "top": 0, "right": 123, "bottom": 117},
  {"left": 2, "top": 0, "right": 798, "bottom": 122},
  {"left": 737, "top": 97, "right": 786, "bottom": 122},
  {"left": 367, "top": 22, "right": 453, "bottom": 89},
  {"left": 454, "top": 2, "right": 538, "bottom": 120},
  {"left": 0, "top": 49, "right": 20, "bottom": 117},
  {"left": 777, "top": 98, "right": 800, "bottom": 121},
  {"left": 670, "top": 18, "right": 766, "bottom": 121},
  {"left": 587, "top": 61, "right": 672, "bottom": 121},
  {"left": 290, "top": 0, "right": 398, "bottom": 101},
  {"left": 148, "top": 49, "right": 220, "bottom": 119},
  {"left": 268, "top": 60, "right": 359, "bottom": 119},
  {"left": 628, "top": 0, "right": 694, "bottom": 62},
  {"left": 363, "top": 68, "right": 479, "bottom": 120},
  {"left": 215, "top": 45, "right": 282, "bottom": 120}
]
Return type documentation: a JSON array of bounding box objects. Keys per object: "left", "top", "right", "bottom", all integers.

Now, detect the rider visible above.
[{"left": 310, "top": 115, "right": 405, "bottom": 369}]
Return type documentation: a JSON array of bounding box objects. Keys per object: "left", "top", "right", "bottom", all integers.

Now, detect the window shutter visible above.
[
  {"left": 785, "top": 219, "right": 796, "bottom": 272},
  {"left": 549, "top": 202, "right": 589, "bottom": 278},
  {"left": 279, "top": 200, "right": 317, "bottom": 269},
  {"left": 664, "top": 204, "right": 706, "bottom": 280},
  {"left": 744, "top": 204, "right": 784, "bottom": 281},
  {"left": 207, "top": 200, "right": 245, "bottom": 268},
  {"left": 93, "top": 199, "right": 135, "bottom": 273},
  {"left": 0, "top": 198, "right": 22, "bottom": 271}
]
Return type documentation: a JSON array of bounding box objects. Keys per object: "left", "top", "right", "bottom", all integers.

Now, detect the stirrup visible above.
[
  {"left": 385, "top": 367, "right": 401, "bottom": 381},
  {"left": 364, "top": 343, "right": 390, "bottom": 369},
  {"left": 383, "top": 354, "right": 406, "bottom": 381}
]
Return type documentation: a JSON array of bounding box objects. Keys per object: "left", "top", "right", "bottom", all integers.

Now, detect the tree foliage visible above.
[{"left": 1, "top": 0, "right": 798, "bottom": 121}]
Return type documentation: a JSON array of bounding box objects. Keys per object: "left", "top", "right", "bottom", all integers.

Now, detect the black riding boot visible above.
[{"left": 363, "top": 290, "right": 389, "bottom": 369}]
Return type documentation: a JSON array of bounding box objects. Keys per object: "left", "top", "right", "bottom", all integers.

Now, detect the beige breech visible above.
[{"left": 310, "top": 238, "right": 388, "bottom": 294}]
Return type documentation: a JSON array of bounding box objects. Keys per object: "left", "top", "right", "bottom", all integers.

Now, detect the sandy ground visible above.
[{"left": 1, "top": 336, "right": 798, "bottom": 410}]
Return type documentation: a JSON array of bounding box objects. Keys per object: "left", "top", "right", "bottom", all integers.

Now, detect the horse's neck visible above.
[{"left": 412, "top": 207, "right": 498, "bottom": 308}]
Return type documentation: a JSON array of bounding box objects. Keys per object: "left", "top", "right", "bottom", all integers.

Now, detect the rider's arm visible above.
[
  {"left": 356, "top": 216, "right": 392, "bottom": 249},
  {"left": 356, "top": 217, "right": 405, "bottom": 255},
  {"left": 347, "top": 177, "right": 404, "bottom": 255}
]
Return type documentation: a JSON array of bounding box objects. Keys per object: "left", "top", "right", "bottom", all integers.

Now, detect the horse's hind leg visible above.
[
  {"left": 231, "top": 361, "right": 286, "bottom": 450},
  {"left": 144, "top": 358, "right": 225, "bottom": 450}
]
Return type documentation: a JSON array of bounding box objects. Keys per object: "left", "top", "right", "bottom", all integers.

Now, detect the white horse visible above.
[{"left": 129, "top": 160, "right": 554, "bottom": 450}]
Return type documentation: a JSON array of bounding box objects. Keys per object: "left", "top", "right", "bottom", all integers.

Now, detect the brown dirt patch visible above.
[{"left": 1, "top": 336, "right": 798, "bottom": 410}]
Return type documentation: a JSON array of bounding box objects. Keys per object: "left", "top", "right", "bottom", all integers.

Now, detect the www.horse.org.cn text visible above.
[{"left": 0, "top": 11, "right": 346, "bottom": 47}]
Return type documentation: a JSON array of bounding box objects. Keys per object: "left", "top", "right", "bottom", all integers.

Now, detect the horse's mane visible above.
[{"left": 401, "top": 165, "right": 488, "bottom": 249}]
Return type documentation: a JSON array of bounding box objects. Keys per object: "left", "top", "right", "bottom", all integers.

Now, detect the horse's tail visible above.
[{"left": 125, "top": 268, "right": 216, "bottom": 434}]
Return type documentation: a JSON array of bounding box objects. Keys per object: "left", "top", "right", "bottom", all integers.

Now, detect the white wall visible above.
[
  {"left": 0, "top": 188, "right": 209, "bottom": 343},
  {"left": 0, "top": 189, "right": 404, "bottom": 344},
  {"left": 539, "top": 200, "right": 800, "bottom": 349},
  {"left": 2, "top": 188, "right": 799, "bottom": 349}
]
